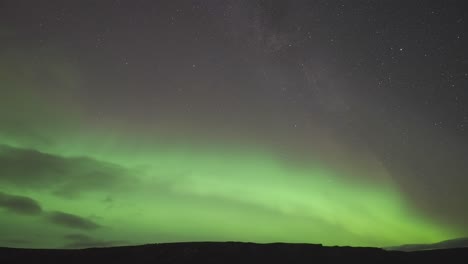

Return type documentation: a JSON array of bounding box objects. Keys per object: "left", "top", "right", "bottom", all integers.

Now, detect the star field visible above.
[{"left": 1, "top": 0, "right": 468, "bottom": 248}]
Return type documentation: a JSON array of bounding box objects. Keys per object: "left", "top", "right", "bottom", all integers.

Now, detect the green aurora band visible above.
[{"left": 0, "top": 53, "right": 463, "bottom": 249}]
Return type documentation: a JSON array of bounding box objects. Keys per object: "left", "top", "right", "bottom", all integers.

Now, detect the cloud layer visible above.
[
  {"left": 0, "top": 145, "right": 134, "bottom": 198},
  {"left": 0, "top": 191, "right": 101, "bottom": 230},
  {"left": 0, "top": 192, "right": 42, "bottom": 215},
  {"left": 63, "top": 233, "right": 127, "bottom": 249}
]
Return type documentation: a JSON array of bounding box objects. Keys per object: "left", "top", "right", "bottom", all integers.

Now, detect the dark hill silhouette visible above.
[
  {"left": 1, "top": 242, "right": 468, "bottom": 264},
  {"left": 386, "top": 237, "right": 468, "bottom": 252}
]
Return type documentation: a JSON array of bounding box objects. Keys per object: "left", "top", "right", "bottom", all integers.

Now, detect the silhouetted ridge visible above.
[{"left": 1, "top": 242, "right": 468, "bottom": 264}]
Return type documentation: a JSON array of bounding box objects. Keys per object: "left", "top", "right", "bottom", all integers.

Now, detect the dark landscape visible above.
[
  {"left": 1, "top": 242, "right": 468, "bottom": 264},
  {"left": 386, "top": 237, "right": 468, "bottom": 252}
]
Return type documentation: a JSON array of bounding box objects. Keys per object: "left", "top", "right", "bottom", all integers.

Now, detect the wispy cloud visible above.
[
  {"left": 0, "top": 191, "right": 42, "bottom": 215},
  {"left": 47, "top": 211, "right": 100, "bottom": 230}
]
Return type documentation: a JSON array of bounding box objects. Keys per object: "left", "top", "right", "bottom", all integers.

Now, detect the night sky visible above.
[{"left": 1, "top": 0, "right": 468, "bottom": 249}]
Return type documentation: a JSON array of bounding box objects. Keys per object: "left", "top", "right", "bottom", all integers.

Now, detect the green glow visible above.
[
  {"left": 0, "top": 53, "right": 463, "bottom": 249},
  {"left": 0, "top": 138, "right": 460, "bottom": 248}
]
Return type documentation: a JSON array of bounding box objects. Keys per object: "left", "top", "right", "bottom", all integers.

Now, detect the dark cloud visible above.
[
  {"left": 0, "top": 191, "right": 103, "bottom": 236},
  {"left": 0, "top": 144, "right": 136, "bottom": 198},
  {"left": 0, "top": 239, "right": 31, "bottom": 246},
  {"left": 0, "top": 191, "right": 42, "bottom": 215},
  {"left": 47, "top": 211, "right": 100, "bottom": 230},
  {"left": 63, "top": 233, "right": 127, "bottom": 249}
]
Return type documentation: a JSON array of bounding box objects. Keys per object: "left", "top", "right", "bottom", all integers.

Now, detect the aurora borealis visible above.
[{"left": 1, "top": 1, "right": 468, "bottom": 249}]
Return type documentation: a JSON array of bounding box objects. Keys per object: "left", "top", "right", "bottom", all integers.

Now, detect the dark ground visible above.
[{"left": 1, "top": 242, "right": 468, "bottom": 264}]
